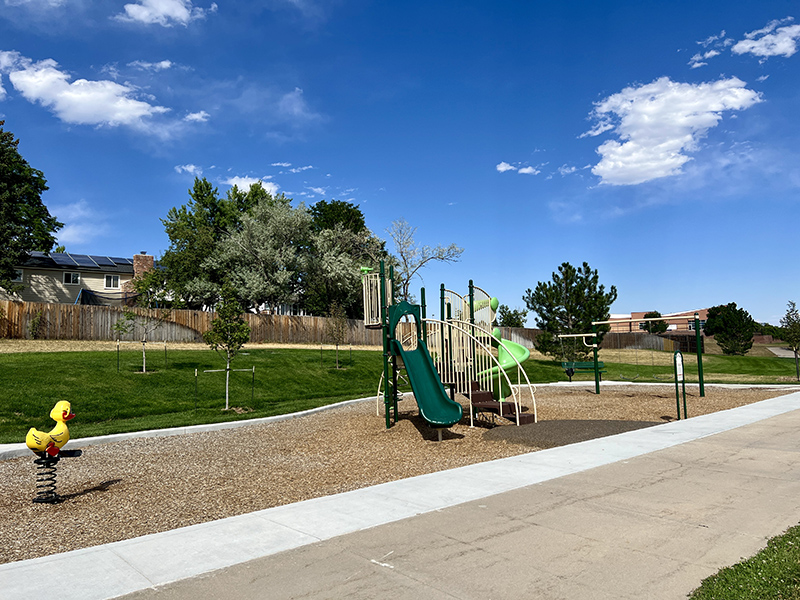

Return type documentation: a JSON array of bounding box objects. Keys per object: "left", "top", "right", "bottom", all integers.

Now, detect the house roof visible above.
[{"left": 21, "top": 252, "right": 135, "bottom": 274}]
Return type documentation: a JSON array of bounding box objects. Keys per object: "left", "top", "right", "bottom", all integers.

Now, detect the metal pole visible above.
[
  {"left": 592, "top": 325, "right": 600, "bottom": 395},
  {"left": 379, "top": 260, "right": 391, "bottom": 429},
  {"left": 440, "top": 283, "right": 446, "bottom": 367},
  {"left": 420, "top": 287, "right": 427, "bottom": 345},
  {"left": 117, "top": 340, "right": 120, "bottom": 372},
  {"left": 194, "top": 368, "right": 198, "bottom": 410},
  {"left": 251, "top": 366, "right": 255, "bottom": 404},
  {"left": 695, "top": 313, "right": 705, "bottom": 397},
  {"left": 674, "top": 351, "right": 681, "bottom": 420}
]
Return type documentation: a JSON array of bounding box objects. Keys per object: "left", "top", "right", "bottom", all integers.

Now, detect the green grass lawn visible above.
[
  {"left": 527, "top": 350, "right": 800, "bottom": 385},
  {"left": 689, "top": 523, "right": 800, "bottom": 599},
  {"left": 3, "top": 344, "right": 798, "bottom": 444},
  {"left": 1, "top": 347, "right": 384, "bottom": 443}
]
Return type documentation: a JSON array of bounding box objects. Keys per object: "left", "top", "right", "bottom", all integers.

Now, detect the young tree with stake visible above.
[{"left": 203, "top": 285, "right": 251, "bottom": 410}]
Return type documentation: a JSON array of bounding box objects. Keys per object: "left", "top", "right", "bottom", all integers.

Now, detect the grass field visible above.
[
  {"left": 2, "top": 342, "right": 798, "bottom": 444},
  {"left": 689, "top": 524, "right": 800, "bottom": 599},
  {"left": 0, "top": 346, "right": 384, "bottom": 443}
]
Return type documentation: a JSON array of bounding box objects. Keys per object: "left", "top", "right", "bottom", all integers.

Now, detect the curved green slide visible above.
[
  {"left": 387, "top": 301, "right": 463, "bottom": 428},
  {"left": 484, "top": 328, "right": 530, "bottom": 400}
]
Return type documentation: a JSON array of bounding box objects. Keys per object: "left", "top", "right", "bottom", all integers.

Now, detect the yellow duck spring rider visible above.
[{"left": 26, "top": 401, "right": 75, "bottom": 457}]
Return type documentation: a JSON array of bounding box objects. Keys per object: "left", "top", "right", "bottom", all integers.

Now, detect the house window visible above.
[
  {"left": 105, "top": 275, "right": 120, "bottom": 289},
  {"left": 11, "top": 269, "right": 22, "bottom": 282},
  {"left": 63, "top": 272, "right": 80, "bottom": 285},
  {"left": 688, "top": 320, "right": 706, "bottom": 331}
]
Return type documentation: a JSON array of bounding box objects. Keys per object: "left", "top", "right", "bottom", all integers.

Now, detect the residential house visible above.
[{"left": 1, "top": 251, "right": 154, "bottom": 306}]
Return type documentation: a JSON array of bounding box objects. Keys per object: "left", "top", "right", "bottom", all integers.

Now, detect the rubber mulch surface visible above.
[{"left": 483, "top": 419, "right": 661, "bottom": 448}]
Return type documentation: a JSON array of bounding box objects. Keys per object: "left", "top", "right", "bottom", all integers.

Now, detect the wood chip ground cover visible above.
[{"left": 0, "top": 384, "right": 791, "bottom": 565}]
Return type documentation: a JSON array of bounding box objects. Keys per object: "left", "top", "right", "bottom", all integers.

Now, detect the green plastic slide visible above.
[
  {"left": 481, "top": 328, "right": 531, "bottom": 400},
  {"left": 389, "top": 338, "right": 463, "bottom": 428}
]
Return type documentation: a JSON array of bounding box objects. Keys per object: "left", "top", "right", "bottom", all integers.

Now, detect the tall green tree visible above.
[
  {"left": 309, "top": 199, "right": 366, "bottom": 234},
  {"left": 704, "top": 302, "right": 757, "bottom": 355},
  {"left": 303, "top": 224, "right": 386, "bottom": 318},
  {"left": 497, "top": 304, "right": 528, "bottom": 328},
  {"left": 642, "top": 311, "right": 668, "bottom": 334},
  {"left": 209, "top": 195, "right": 312, "bottom": 313},
  {"left": 203, "top": 284, "right": 251, "bottom": 410},
  {"left": 302, "top": 199, "right": 388, "bottom": 317},
  {"left": 523, "top": 261, "right": 617, "bottom": 360},
  {"left": 780, "top": 301, "right": 800, "bottom": 381},
  {"left": 159, "top": 179, "right": 265, "bottom": 308},
  {"left": 0, "top": 121, "right": 62, "bottom": 292}
]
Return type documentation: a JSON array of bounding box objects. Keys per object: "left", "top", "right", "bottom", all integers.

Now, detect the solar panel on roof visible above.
[
  {"left": 110, "top": 257, "right": 133, "bottom": 265},
  {"left": 92, "top": 256, "right": 116, "bottom": 267},
  {"left": 50, "top": 253, "right": 78, "bottom": 267},
  {"left": 72, "top": 254, "right": 99, "bottom": 268}
]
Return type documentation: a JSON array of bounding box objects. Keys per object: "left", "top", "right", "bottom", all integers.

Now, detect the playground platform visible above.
[{"left": 3, "top": 388, "right": 800, "bottom": 599}]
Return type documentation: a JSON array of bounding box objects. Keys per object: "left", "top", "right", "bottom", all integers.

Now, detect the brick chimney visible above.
[{"left": 133, "top": 251, "right": 155, "bottom": 278}]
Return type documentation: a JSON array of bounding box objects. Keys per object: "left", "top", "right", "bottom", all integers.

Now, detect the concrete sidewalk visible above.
[{"left": 3, "top": 392, "right": 800, "bottom": 600}]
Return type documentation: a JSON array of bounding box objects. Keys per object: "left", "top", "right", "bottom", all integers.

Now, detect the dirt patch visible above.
[{"left": 0, "top": 384, "right": 794, "bottom": 565}]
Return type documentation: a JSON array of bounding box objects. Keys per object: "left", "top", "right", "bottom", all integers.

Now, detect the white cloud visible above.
[
  {"left": 114, "top": 0, "right": 218, "bottom": 27},
  {"left": 224, "top": 176, "right": 280, "bottom": 195},
  {"left": 518, "top": 166, "right": 539, "bottom": 175},
  {"left": 51, "top": 199, "right": 108, "bottom": 246},
  {"left": 584, "top": 76, "right": 762, "bottom": 186},
  {"left": 277, "top": 87, "right": 321, "bottom": 123},
  {"left": 733, "top": 18, "right": 800, "bottom": 59},
  {"left": 4, "top": 0, "right": 65, "bottom": 6},
  {"left": 496, "top": 161, "right": 516, "bottom": 173},
  {"left": 689, "top": 49, "right": 721, "bottom": 69},
  {"left": 557, "top": 165, "right": 578, "bottom": 176},
  {"left": 128, "top": 60, "right": 174, "bottom": 71},
  {"left": 271, "top": 162, "right": 291, "bottom": 167},
  {"left": 307, "top": 186, "right": 326, "bottom": 195},
  {"left": 698, "top": 30, "right": 727, "bottom": 48},
  {"left": 0, "top": 51, "right": 172, "bottom": 132},
  {"left": 174, "top": 164, "right": 202, "bottom": 176},
  {"left": 183, "top": 110, "right": 209, "bottom": 122},
  {"left": 288, "top": 165, "right": 313, "bottom": 173}
]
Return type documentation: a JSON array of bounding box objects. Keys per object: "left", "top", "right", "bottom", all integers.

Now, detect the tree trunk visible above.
[
  {"left": 225, "top": 359, "right": 231, "bottom": 410},
  {"left": 795, "top": 349, "right": 799, "bottom": 382}
]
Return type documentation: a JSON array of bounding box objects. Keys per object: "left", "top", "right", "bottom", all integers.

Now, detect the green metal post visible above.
[
  {"left": 389, "top": 266, "right": 397, "bottom": 423},
  {"left": 695, "top": 313, "right": 705, "bottom": 397},
  {"left": 379, "top": 261, "right": 391, "bottom": 429},
  {"left": 674, "top": 351, "right": 682, "bottom": 420},
  {"left": 468, "top": 280, "right": 475, "bottom": 325},
  {"left": 420, "top": 287, "right": 427, "bottom": 345},
  {"left": 440, "top": 283, "right": 446, "bottom": 377},
  {"left": 592, "top": 325, "right": 600, "bottom": 395}
]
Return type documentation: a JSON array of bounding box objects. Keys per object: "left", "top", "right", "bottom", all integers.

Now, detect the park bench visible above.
[{"left": 561, "top": 361, "right": 606, "bottom": 382}]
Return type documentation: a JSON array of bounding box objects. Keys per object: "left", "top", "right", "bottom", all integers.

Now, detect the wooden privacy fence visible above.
[
  {"left": 0, "top": 301, "right": 384, "bottom": 346},
  {"left": 600, "top": 332, "right": 702, "bottom": 354}
]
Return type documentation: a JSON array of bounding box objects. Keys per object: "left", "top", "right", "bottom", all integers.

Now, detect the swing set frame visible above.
[{"left": 557, "top": 313, "right": 706, "bottom": 396}]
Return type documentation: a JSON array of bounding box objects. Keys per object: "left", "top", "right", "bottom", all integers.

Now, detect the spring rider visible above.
[{"left": 25, "top": 401, "right": 81, "bottom": 504}]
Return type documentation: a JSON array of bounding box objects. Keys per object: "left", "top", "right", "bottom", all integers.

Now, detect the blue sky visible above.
[{"left": 1, "top": 0, "right": 798, "bottom": 325}]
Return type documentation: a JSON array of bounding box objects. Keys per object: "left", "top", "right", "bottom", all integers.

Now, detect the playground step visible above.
[{"left": 470, "top": 399, "right": 536, "bottom": 425}]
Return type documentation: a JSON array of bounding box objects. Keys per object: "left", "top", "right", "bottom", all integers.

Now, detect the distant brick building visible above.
[{"left": 607, "top": 309, "right": 709, "bottom": 333}]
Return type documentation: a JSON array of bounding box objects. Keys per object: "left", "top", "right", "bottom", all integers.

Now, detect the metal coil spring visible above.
[{"left": 33, "top": 455, "right": 61, "bottom": 504}]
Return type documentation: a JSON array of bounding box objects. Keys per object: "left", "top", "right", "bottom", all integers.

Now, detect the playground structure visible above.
[
  {"left": 558, "top": 314, "right": 706, "bottom": 396},
  {"left": 362, "top": 261, "right": 536, "bottom": 437}
]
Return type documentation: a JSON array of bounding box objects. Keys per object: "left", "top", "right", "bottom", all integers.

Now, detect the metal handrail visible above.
[{"left": 449, "top": 319, "right": 537, "bottom": 425}]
